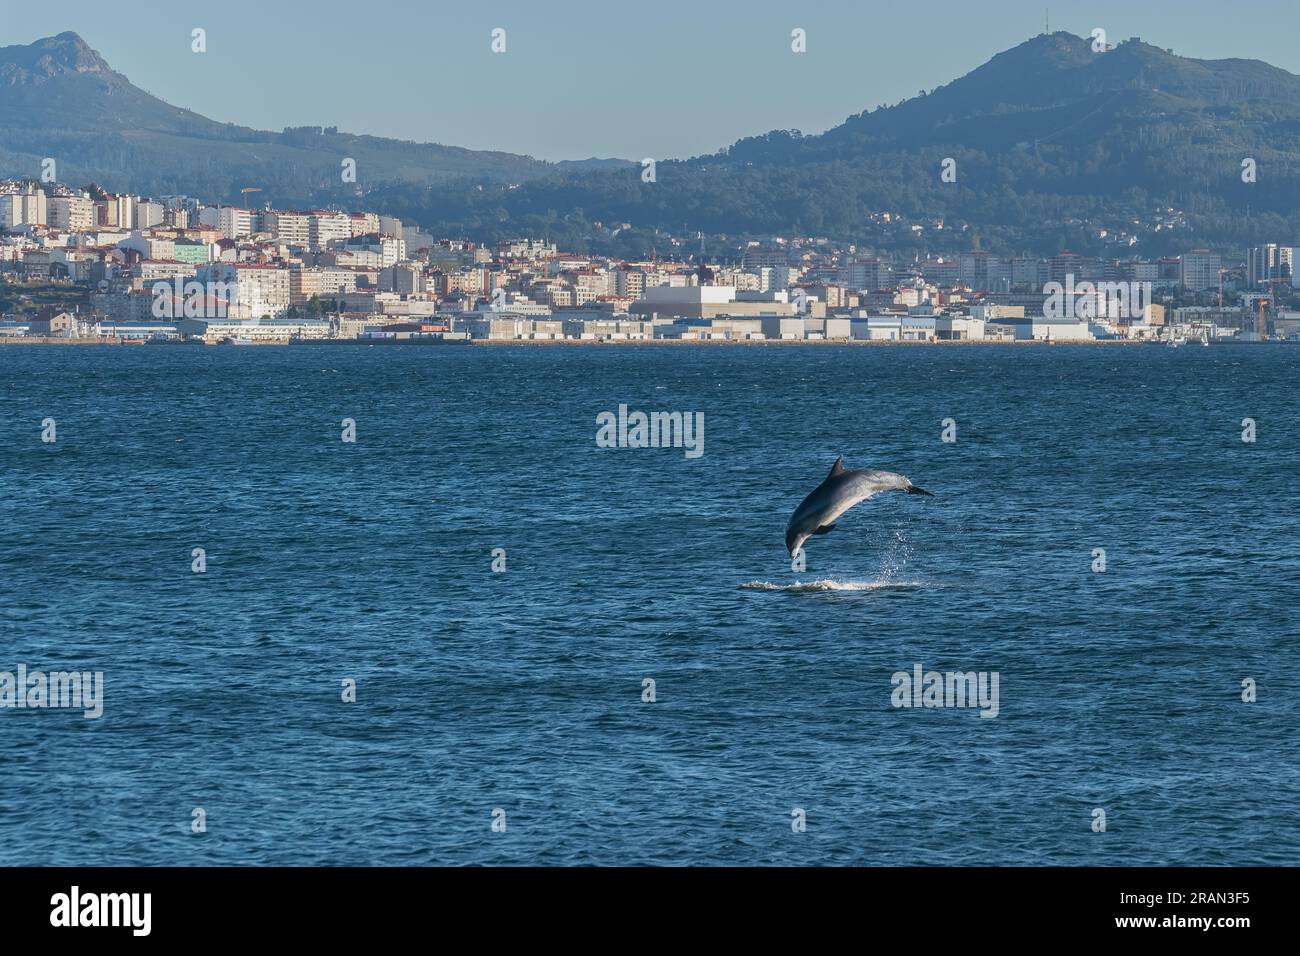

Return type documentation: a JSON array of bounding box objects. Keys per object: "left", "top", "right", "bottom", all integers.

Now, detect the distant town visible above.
[{"left": 3, "top": 178, "right": 1299, "bottom": 346}]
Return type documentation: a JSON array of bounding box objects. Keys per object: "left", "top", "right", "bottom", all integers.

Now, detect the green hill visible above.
[
  {"left": 370, "top": 32, "right": 1300, "bottom": 255},
  {"left": 0, "top": 32, "right": 622, "bottom": 207}
]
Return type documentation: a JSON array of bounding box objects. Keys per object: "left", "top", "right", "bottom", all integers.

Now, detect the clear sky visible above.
[{"left": 5, "top": 0, "right": 1297, "bottom": 162}]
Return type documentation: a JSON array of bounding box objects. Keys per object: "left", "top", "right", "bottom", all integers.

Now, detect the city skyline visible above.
[{"left": 5, "top": 170, "right": 1294, "bottom": 345}]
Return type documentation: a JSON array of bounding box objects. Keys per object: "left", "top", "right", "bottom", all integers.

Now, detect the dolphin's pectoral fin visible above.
[{"left": 812, "top": 523, "right": 837, "bottom": 535}]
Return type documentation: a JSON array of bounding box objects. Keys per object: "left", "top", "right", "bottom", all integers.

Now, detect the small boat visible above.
[{"left": 221, "top": 336, "right": 255, "bottom": 346}]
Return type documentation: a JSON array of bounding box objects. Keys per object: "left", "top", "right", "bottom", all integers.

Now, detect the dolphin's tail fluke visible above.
[{"left": 907, "top": 485, "right": 933, "bottom": 496}]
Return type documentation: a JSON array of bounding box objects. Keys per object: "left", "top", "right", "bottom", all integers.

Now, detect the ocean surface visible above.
[{"left": 2, "top": 342, "right": 1297, "bottom": 866}]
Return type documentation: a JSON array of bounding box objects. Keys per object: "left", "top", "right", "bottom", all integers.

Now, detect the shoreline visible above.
[{"left": 0, "top": 336, "right": 1222, "bottom": 348}]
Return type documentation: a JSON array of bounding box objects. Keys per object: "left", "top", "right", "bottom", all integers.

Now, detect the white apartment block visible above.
[
  {"left": 200, "top": 263, "right": 291, "bottom": 318},
  {"left": 1247, "top": 244, "right": 1294, "bottom": 287},
  {"left": 266, "top": 211, "right": 311, "bottom": 247},
  {"left": 499, "top": 239, "right": 557, "bottom": 260},
  {"left": 350, "top": 212, "right": 380, "bottom": 237},
  {"left": 48, "top": 194, "right": 95, "bottom": 231},
  {"left": 98, "top": 194, "right": 137, "bottom": 230},
  {"left": 136, "top": 200, "right": 166, "bottom": 229},
  {"left": 309, "top": 211, "right": 352, "bottom": 249},
  {"left": 572, "top": 272, "right": 614, "bottom": 305},
  {"left": 290, "top": 267, "right": 360, "bottom": 304},
  {"left": 0, "top": 185, "right": 48, "bottom": 228},
  {"left": 122, "top": 233, "right": 178, "bottom": 262},
  {"left": 199, "top": 205, "right": 254, "bottom": 240},
  {"left": 614, "top": 268, "right": 646, "bottom": 298},
  {"left": 138, "top": 259, "right": 196, "bottom": 282},
  {"left": 344, "top": 234, "right": 406, "bottom": 268}
]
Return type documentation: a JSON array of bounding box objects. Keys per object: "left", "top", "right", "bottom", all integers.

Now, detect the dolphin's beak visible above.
[{"left": 907, "top": 485, "right": 933, "bottom": 496}]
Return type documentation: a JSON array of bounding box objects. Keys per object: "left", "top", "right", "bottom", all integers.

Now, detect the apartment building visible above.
[
  {"left": 97, "top": 194, "right": 137, "bottom": 230},
  {"left": 200, "top": 262, "right": 291, "bottom": 318},
  {"left": 199, "top": 205, "right": 254, "bottom": 240},
  {"left": 309, "top": 211, "right": 352, "bottom": 249},
  {"left": 1247, "top": 244, "right": 1294, "bottom": 288},
  {"left": 47, "top": 194, "right": 95, "bottom": 231},
  {"left": 837, "top": 256, "right": 887, "bottom": 291},
  {"left": 136, "top": 200, "right": 166, "bottom": 229},
  {"left": 343, "top": 234, "right": 405, "bottom": 268},
  {"left": 350, "top": 212, "right": 380, "bottom": 237},
  {"left": 266, "top": 211, "right": 311, "bottom": 247},
  {"left": 1180, "top": 249, "right": 1221, "bottom": 292},
  {"left": 290, "top": 267, "right": 360, "bottom": 304},
  {"left": 0, "top": 184, "right": 48, "bottom": 228}
]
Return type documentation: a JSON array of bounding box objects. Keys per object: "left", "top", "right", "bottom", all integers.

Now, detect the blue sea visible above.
[{"left": 2, "top": 343, "right": 1297, "bottom": 865}]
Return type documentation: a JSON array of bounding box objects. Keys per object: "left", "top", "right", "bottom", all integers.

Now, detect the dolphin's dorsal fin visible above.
[{"left": 827, "top": 456, "right": 846, "bottom": 479}]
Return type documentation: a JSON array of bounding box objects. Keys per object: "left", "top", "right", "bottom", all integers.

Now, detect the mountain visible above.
[
  {"left": 368, "top": 32, "right": 1300, "bottom": 256},
  {"left": 6, "top": 31, "right": 1300, "bottom": 256},
  {"left": 0, "top": 32, "right": 627, "bottom": 206}
]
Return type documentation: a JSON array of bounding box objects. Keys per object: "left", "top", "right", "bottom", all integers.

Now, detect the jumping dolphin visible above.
[{"left": 785, "top": 456, "right": 932, "bottom": 556}]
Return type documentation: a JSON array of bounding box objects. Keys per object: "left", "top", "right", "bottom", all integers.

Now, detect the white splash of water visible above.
[{"left": 740, "top": 578, "right": 933, "bottom": 593}]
